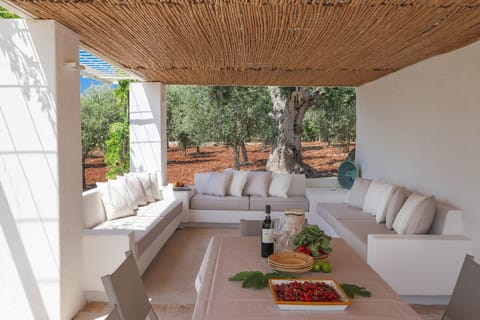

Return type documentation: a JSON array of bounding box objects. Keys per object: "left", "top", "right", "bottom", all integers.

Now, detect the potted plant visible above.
[{"left": 293, "top": 225, "right": 332, "bottom": 258}]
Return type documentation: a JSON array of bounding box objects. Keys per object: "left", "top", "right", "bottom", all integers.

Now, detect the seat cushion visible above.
[
  {"left": 135, "top": 200, "right": 182, "bottom": 256},
  {"left": 93, "top": 199, "right": 182, "bottom": 256},
  {"left": 249, "top": 196, "right": 308, "bottom": 211},
  {"left": 333, "top": 219, "right": 395, "bottom": 260},
  {"left": 317, "top": 203, "right": 372, "bottom": 226},
  {"left": 190, "top": 194, "right": 249, "bottom": 210}
]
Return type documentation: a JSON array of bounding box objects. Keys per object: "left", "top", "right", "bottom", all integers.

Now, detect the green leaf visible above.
[
  {"left": 229, "top": 271, "right": 294, "bottom": 290},
  {"left": 242, "top": 272, "right": 265, "bottom": 289},
  {"left": 321, "top": 237, "right": 330, "bottom": 248},
  {"left": 340, "top": 283, "right": 371, "bottom": 299},
  {"left": 322, "top": 247, "right": 333, "bottom": 254},
  {"left": 229, "top": 271, "right": 257, "bottom": 281}
]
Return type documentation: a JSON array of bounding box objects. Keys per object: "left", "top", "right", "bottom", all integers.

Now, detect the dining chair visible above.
[
  {"left": 441, "top": 254, "right": 480, "bottom": 320},
  {"left": 101, "top": 251, "right": 158, "bottom": 320},
  {"left": 104, "top": 306, "right": 121, "bottom": 320}
]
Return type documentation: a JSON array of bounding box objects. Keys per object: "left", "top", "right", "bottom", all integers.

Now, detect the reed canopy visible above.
[{"left": 7, "top": 0, "right": 480, "bottom": 86}]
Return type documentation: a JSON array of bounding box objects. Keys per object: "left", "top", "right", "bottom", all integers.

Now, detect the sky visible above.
[{"left": 80, "top": 75, "right": 102, "bottom": 94}]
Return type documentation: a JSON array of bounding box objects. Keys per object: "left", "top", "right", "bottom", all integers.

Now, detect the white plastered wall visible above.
[
  {"left": 356, "top": 40, "right": 480, "bottom": 259},
  {"left": 0, "top": 20, "right": 84, "bottom": 319},
  {"left": 129, "top": 82, "right": 168, "bottom": 185}
]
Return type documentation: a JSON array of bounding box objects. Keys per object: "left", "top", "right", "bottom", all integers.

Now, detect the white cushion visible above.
[
  {"left": 149, "top": 171, "right": 163, "bottom": 201},
  {"left": 345, "top": 178, "right": 371, "bottom": 209},
  {"left": 393, "top": 193, "right": 436, "bottom": 234},
  {"left": 202, "top": 172, "right": 232, "bottom": 196},
  {"left": 96, "top": 180, "right": 136, "bottom": 220},
  {"left": 194, "top": 172, "right": 211, "bottom": 194},
  {"left": 244, "top": 171, "right": 271, "bottom": 197},
  {"left": 362, "top": 180, "right": 389, "bottom": 215},
  {"left": 225, "top": 169, "right": 249, "bottom": 197},
  {"left": 121, "top": 175, "right": 147, "bottom": 207},
  {"left": 385, "top": 187, "right": 411, "bottom": 229},
  {"left": 268, "top": 173, "right": 293, "bottom": 199},
  {"left": 133, "top": 172, "right": 156, "bottom": 203},
  {"left": 375, "top": 183, "right": 398, "bottom": 223}
]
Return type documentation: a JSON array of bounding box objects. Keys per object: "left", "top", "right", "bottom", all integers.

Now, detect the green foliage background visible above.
[
  {"left": 0, "top": 6, "right": 20, "bottom": 19},
  {"left": 81, "top": 81, "right": 130, "bottom": 180},
  {"left": 81, "top": 83, "right": 356, "bottom": 178}
]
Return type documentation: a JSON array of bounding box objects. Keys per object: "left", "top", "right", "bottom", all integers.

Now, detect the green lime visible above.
[
  {"left": 321, "top": 261, "right": 332, "bottom": 273},
  {"left": 312, "top": 261, "right": 323, "bottom": 272}
]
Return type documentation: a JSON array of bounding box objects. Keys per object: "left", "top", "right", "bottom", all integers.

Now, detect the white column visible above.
[
  {"left": 0, "top": 20, "right": 84, "bottom": 319},
  {"left": 129, "top": 82, "right": 168, "bottom": 185}
]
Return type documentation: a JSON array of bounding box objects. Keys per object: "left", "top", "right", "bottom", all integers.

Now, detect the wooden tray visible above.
[{"left": 268, "top": 279, "right": 352, "bottom": 311}]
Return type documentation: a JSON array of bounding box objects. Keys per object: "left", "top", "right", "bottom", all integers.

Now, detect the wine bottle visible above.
[{"left": 261, "top": 204, "right": 274, "bottom": 258}]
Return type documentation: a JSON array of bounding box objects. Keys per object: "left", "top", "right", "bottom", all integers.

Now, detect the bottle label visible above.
[{"left": 262, "top": 228, "right": 273, "bottom": 243}]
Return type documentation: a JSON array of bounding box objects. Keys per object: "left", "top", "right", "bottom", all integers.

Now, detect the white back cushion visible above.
[
  {"left": 97, "top": 180, "right": 136, "bottom": 220},
  {"left": 133, "top": 172, "right": 156, "bottom": 203},
  {"left": 345, "top": 178, "right": 371, "bottom": 209},
  {"left": 244, "top": 171, "right": 271, "bottom": 197},
  {"left": 363, "top": 180, "right": 390, "bottom": 215},
  {"left": 375, "top": 183, "right": 398, "bottom": 223},
  {"left": 149, "top": 171, "right": 163, "bottom": 200},
  {"left": 269, "top": 173, "right": 293, "bottom": 199},
  {"left": 226, "top": 170, "right": 249, "bottom": 197},
  {"left": 393, "top": 193, "right": 436, "bottom": 234},
  {"left": 194, "top": 172, "right": 212, "bottom": 194},
  {"left": 287, "top": 174, "right": 306, "bottom": 196},
  {"left": 203, "top": 172, "right": 232, "bottom": 196},
  {"left": 83, "top": 188, "right": 107, "bottom": 228},
  {"left": 121, "top": 175, "right": 147, "bottom": 207}
]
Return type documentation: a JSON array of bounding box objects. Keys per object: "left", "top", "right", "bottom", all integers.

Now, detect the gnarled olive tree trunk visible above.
[{"left": 266, "top": 87, "right": 325, "bottom": 176}]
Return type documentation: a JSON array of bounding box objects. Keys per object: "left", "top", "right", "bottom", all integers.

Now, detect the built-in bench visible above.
[
  {"left": 310, "top": 178, "right": 473, "bottom": 302},
  {"left": 82, "top": 184, "right": 182, "bottom": 301},
  {"left": 188, "top": 172, "right": 309, "bottom": 223}
]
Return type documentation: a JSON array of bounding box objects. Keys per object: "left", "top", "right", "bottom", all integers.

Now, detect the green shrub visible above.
[{"left": 105, "top": 122, "right": 129, "bottom": 178}]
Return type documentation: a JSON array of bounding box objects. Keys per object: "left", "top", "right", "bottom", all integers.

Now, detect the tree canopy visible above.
[
  {"left": 81, "top": 84, "right": 122, "bottom": 157},
  {"left": 0, "top": 6, "right": 20, "bottom": 19}
]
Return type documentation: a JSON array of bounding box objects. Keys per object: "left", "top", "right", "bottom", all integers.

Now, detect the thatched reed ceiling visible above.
[{"left": 7, "top": 0, "right": 480, "bottom": 86}]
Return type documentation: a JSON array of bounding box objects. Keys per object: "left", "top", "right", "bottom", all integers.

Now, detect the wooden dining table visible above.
[{"left": 193, "top": 236, "right": 423, "bottom": 320}]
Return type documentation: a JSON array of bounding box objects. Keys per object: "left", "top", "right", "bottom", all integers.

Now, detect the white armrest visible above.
[
  {"left": 367, "top": 234, "right": 473, "bottom": 295},
  {"left": 83, "top": 229, "right": 136, "bottom": 295}
]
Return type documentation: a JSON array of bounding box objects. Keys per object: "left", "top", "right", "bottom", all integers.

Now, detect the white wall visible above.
[
  {"left": 356, "top": 40, "right": 480, "bottom": 259},
  {"left": 130, "top": 82, "right": 168, "bottom": 185},
  {"left": 0, "top": 20, "right": 84, "bottom": 319}
]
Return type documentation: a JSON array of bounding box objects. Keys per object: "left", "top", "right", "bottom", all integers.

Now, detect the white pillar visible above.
[
  {"left": 0, "top": 20, "right": 84, "bottom": 319},
  {"left": 129, "top": 82, "right": 168, "bottom": 185}
]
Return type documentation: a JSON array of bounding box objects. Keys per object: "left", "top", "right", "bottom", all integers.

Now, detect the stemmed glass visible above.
[{"left": 272, "top": 219, "right": 283, "bottom": 253}]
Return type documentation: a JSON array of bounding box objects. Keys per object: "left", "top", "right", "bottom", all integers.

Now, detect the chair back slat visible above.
[
  {"left": 443, "top": 255, "right": 480, "bottom": 320},
  {"left": 105, "top": 306, "right": 121, "bottom": 320},
  {"left": 101, "top": 251, "right": 157, "bottom": 320}
]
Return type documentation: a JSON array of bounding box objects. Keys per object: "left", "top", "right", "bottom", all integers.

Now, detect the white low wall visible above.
[{"left": 356, "top": 40, "right": 480, "bottom": 259}]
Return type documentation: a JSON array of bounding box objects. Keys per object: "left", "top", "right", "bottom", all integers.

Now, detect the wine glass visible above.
[{"left": 272, "top": 219, "right": 283, "bottom": 253}]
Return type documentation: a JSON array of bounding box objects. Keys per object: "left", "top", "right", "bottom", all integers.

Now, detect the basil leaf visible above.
[
  {"left": 340, "top": 283, "right": 371, "bottom": 298},
  {"left": 242, "top": 272, "right": 265, "bottom": 289},
  {"left": 229, "top": 271, "right": 256, "bottom": 281}
]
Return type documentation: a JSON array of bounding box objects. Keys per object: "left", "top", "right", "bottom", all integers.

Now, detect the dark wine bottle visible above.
[{"left": 261, "top": 204, "right": 274, "bottom": 258}]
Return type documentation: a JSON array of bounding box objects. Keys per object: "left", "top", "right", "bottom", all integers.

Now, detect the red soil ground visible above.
[{"left": 84, "top": 141, "right": 352, "bottom": 188}]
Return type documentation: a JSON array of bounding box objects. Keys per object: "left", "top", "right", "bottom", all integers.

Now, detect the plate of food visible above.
[{"left": 268, "top": 279, "right": 351, "bottom": 311}]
